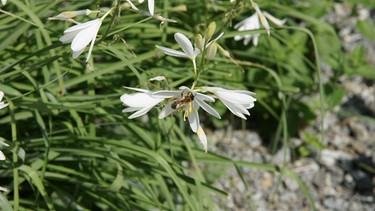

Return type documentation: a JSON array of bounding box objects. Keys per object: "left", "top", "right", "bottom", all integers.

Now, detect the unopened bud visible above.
[
  {"left": 206, "top": 42, "right": 217, "bottom": 60},
  {"left": 195, "top": 34, "right": 204, "bottom": 52},
  {"left": 48, "top": 9, "right": 92, "bottom": 21},
  {"left": 205, "top": 22, "right": 216, "bottom": 41}
]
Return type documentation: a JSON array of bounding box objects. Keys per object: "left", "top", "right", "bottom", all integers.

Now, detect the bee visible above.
[{"left": 171, "top": 92, "right": 195, "bottom": 110}]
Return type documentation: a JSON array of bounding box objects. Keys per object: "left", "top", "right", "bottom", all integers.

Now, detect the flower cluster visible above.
[
  {"left": 234, "top": 2, "right": 286, "bottom": 46},
  {"left": 121, "top": 20, "right": 258, "bottom": 152},
  {"left": 121, "top": 86, "right": 256, "bottom": 152}
]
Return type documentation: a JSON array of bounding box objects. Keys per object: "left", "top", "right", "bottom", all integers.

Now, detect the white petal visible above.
[
  {"left": 155, "top": 45, "right": 188, "bottom": 58},
  {"left": 127, "top": 0, "right": 139, "bottom": 10},
  {"left": 253, "top": 3, "right": 270, "bottom": 35},
  {"left": 152, "top": 90, "right": 181, "bottom": 98},
  {"left": 194, "top": 97, "right": 221, "bottom": 119},
  {"left": 187, "top": 109, "right": 199, "bottom": 133},
  {"left": 195, "top": 93, "right": 215, "bottom": 102},
  {"left": 0, "top": 150, "right": 5, "bottom": 160},
  {"left": 64, "top": 19, "right": 98, "bottom": 33},
  {"left": 220, "top": 99, "right": 249, "bottom": 119},
  {"left": 60, "top": 31, "right": 79, "bottom": 43},
  {"left": 124, "top": 86, "right": 151, "bottom": 93},
  {"left": 148, "top": 0, "right": 154, "bottom": 15},
  {"left": 71, "top": 19, "right": 102, "bottom": 52},
  {"left": 252, "top": 34, "right": 259, "bottom": 46},
  {"left": 263, "top": 11, "right": 287, "bottom": 26},
  {"left": 193, "top": 48, "right": 201, "bottom": 57},
  {"left": 122, "top": 107, "right": 140, "bottom": 113},
  {"left": 149, "top": 76, "right": 166, "bottom": 81},
  {"left": 216, "top": 91, "right": 255, "bottom": 104},
  {"left": 128, "top": 105, "right": 155, "bottom": 119},
  {"left": 159, "top": 101, "right": 175, "bottom": 118},
  {"left": 0, "top": 91, "right": 3, "bottom": 101},
  {"left": 120, "top": 93, "right": 162, "bottom": 107},
  {"left": 0, "top": 103, "right": 8, "bottom": 110},
  {"left": 72, "top": 48, "right": 85, "bottom": 59},
  {"left": 174, "top": 33, "right": 195, "bottom": 59},
  {"left": 197, "top": 126, "right": 207, "bottom": 152},
  {"left": 206, "top": 32, "right": 224, "bottom": 47}
]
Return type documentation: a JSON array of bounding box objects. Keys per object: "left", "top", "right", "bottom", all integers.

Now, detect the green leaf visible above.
[
  {"left": 302, "top": 132, "right": 325, "bottom": 150},
  {"left": 357, "top": 19, "right": 375, "bottom": 41}
]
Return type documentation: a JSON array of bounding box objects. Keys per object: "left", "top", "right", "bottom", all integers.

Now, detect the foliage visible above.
[{"left": 0, "top": 0, "right": 372, "bottom": 210}]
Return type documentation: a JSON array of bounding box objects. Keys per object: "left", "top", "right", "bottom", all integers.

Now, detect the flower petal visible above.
[
  {"left": 263, "top": 11, "right": 287, "bottom": 26},
  {"left": 72, "top": 48, "right": 85, "bottom": 59},
  {"left": 60, "top": 31, "right": 80, "bottom": 43},
  {"left": 195, "top": 93, "right": 215, "bottom": 102},
  {"left": 128, "top": 105, "right": 155, "bottom": 119},
  {"left": 124, "top": 86, "right": 151, "bottom": 93},
  {"left": 152, "top": 90, "right": 181, "bottom": 98},
  {"left": 120, "top": 93, "right": 162, "bottom": 108},
  {"left": 197, "top": 126, "right": 207, "bottom": 152},
  {"left": 127, "top": 0, "right": 139, "bottom": 10},
  {"left": 0, "top": 103, "right": 8, "bottom": 110},
  {"left": 174, "top": 33, "right": 195, "bottom": 59},
  {"left": 155, "top": 45, "right": 189, "bottom": 58},
  {"left": 220, "top": 98, "right": 249, "bottom": 119},
  {"left": 0, "top": 91, "right": 3, "bottom": 101},
  {"left": 0, "top": 150, "right": 5, "bottom": 160},
  {"left": 195, "top": 97, "right": 221, "bottom": 119},
  {"left": 159, "top": 101, "right": 175, "bottom": 118},
  {"left": 71, "top": 19, "right": 102, "bottom": 52},
  {"left": 253, "top": 3, "right": 270, "bottom": 35},
  {"left": 187, "top": 109, "right": 199, "bottom": 132},
  {"left": 148, "top": 0, "right": 154, "bottom": 15}
]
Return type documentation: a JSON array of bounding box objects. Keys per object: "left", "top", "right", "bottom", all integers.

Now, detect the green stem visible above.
[{"left": 9, "top": 101, "right": 19, "bottom": 211}]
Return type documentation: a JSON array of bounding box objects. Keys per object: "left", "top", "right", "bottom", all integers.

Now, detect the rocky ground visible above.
[{"left": 211, "top": 3, "right": 375, "bottom": 211}]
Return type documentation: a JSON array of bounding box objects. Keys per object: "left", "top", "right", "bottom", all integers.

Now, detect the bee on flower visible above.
[{"left": 120, "top": 85, "right": 256, "bottom": 152}]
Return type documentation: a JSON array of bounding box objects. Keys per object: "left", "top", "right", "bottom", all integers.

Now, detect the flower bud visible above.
[
  {"left": 206, "top": 42, "right": 217, "bottom": 60},
  {"left": 194, "top": 34, "right": 204, "bottom": 52},
  {"left": 205, "top": 22, "right": 216, "bottom": 41},
  {"left": 48, "top": 9, "right": 92, "bottom": 21}
]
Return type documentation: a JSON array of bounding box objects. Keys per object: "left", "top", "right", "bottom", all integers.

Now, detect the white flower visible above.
[
  {"left": 234, "top": 13, "right": 260, "bottom": 46},
  {"left": 234, "top": 3, "right": 286, "bottom": 46},
  {"left": 156, "top": 33, "right": 201, "bottom": 61},
  {"left": 0, "top": 91, "right": 8, "bottom": 110},
  {"left": 60, "top": 19, "right": 102, "bottom": 62},
  {"left": 202, "top": 87, "right": 256, "bottom": 119},
  {"left": 153, "top": 86, "right": 220, "bottom": 152},
  {"left": 1, "top": 0, "right": 6, "bottom": 5},
  {"left": 121, "top": 86, "right": 221, "bottom": 151},
  {"left": 127, "top": 0, "right": 155, "bottom": 15},
  {"left": 120, "top": 87, "right": 166, "bottom": 119},
  {"left": 59, "top": 9, "right": 112, "bottom": 62}
]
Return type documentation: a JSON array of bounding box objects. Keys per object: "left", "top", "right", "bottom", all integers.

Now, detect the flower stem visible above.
[{"left": 101, "top": 7, "right": 114, "bottom": 20}]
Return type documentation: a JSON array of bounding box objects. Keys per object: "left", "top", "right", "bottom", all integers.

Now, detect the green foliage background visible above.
[{"left": 0, "top": 0, "right": 374, "bottom": 210}]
